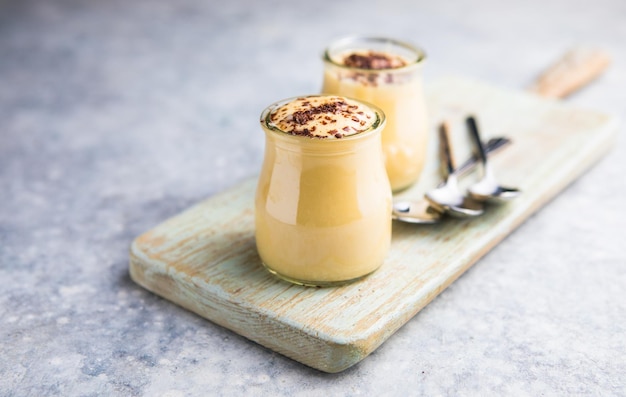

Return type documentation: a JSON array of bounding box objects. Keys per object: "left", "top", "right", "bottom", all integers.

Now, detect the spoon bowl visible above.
[
  {"left": 424, "top": 122, "right": 484, "bottom": 218},
  {"left": 466, "top": 116, "right": 521, "bottom": 203},
  {"left": 425, "top": 175, "right": 484, "bottom": 218},
  {"left": 468, "top": 181, "right": 521, "bottom": 202},
  {"left": 392, "top": 200, "right": 442, "bottom": 224},
  {"left": 391, "top": 136, "right": 511, "bottom": 224}
]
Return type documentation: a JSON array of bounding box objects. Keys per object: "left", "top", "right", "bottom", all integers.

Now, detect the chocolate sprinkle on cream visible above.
[
  {"left": 343, "top": 51, "right": 407, "bottom": 70},
  {"left": 270, "top": 96, "right": 377, "bottom": 139}
]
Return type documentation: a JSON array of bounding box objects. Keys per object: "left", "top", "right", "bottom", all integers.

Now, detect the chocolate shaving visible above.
[
  {"left": 290, "top": 101, "right": 349, "bottom": 125},
  {"left": 343, "top": 51, "right": 407, "bottom": 70}
]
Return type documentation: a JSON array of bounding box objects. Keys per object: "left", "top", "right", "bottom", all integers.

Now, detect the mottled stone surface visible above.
[{"left": 1, "top": 0, "right": 625, "bottom": 395}]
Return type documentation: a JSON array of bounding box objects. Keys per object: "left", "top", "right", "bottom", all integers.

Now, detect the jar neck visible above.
[{"left": 323, "top": 36, "right": 426, "bottom": 75}]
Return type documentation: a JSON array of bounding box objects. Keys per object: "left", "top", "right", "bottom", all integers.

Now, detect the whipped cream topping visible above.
[
  {"left": 269, "top": 96, "right": 376, "bottom": 139},
  {"left": 340, "top": 50, "right": 408, "bottom": 70}
]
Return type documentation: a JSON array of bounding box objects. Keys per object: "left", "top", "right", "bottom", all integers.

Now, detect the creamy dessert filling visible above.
[{"left": 269, "top": 96, "right": 376, "bottom": 139}]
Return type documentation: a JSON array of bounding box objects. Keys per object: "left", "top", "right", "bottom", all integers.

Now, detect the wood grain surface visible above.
[{"left": 129, "top": 76, "right": 618, "bottom": 373}]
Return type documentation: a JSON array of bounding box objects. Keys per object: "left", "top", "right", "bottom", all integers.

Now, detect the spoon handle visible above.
[
  {"left": 436, "top": 136, "right": 510, "bottom": 188},
  {"left": 453, "top": 137, "right": 510, "bottom": 177},
  {"left": 466, "top": 116, "right": 488, "bottom": 167},
  {"left": 439, "top": 122, "right": 456, "bottom": 178}
]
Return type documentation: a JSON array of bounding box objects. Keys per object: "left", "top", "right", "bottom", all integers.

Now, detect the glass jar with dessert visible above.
[
  {"left": 256, "top": 95, "right": 391, "bottom": 287},
  {"left": 322, "top": 36, "right": 428, "bottom": 192}
]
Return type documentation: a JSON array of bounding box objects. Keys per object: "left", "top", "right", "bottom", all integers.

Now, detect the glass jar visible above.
[
  {"left": 255, "top": 95, "right": 391, "bottom": 287},
  {"left": 322, "top": 36, "right": 428, "bottom": 192}
]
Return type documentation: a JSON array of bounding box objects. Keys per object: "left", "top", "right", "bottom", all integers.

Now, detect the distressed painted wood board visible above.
[{"left": 129, "top": 76, "right": 618, "bottom": 373}]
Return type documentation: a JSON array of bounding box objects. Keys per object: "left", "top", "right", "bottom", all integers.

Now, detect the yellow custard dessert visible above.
[
  {"left": 322, "top": 37, "right": 429, "bottom": 192},
  {"left": 256, "top": 95, "right": 391, "bottom": 287}
]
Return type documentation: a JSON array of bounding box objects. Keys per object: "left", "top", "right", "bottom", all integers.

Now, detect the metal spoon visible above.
[
  {"left": 424, "top": 122, "right": 484, "bottom": 218},
  {"left": 392, "top": 199, "right": 442, "bottom": 224},
  {"left": 466, "top": 116, "right": 521, "bottom": 202},
  {"left": 392, "top": 136, "right": 511, "bottom": 224}
]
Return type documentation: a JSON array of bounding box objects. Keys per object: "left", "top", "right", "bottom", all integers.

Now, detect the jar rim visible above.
[
  {"left": 260, "top": 94, "right": 386, "bottom": 143},
  {"left": 322, "top": 36, "right": 426, "bottom": 73}
]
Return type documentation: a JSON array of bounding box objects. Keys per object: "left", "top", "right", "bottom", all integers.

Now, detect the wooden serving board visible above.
[{"left": 129, "top": 76, "right": 618, "bottom": 373}]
